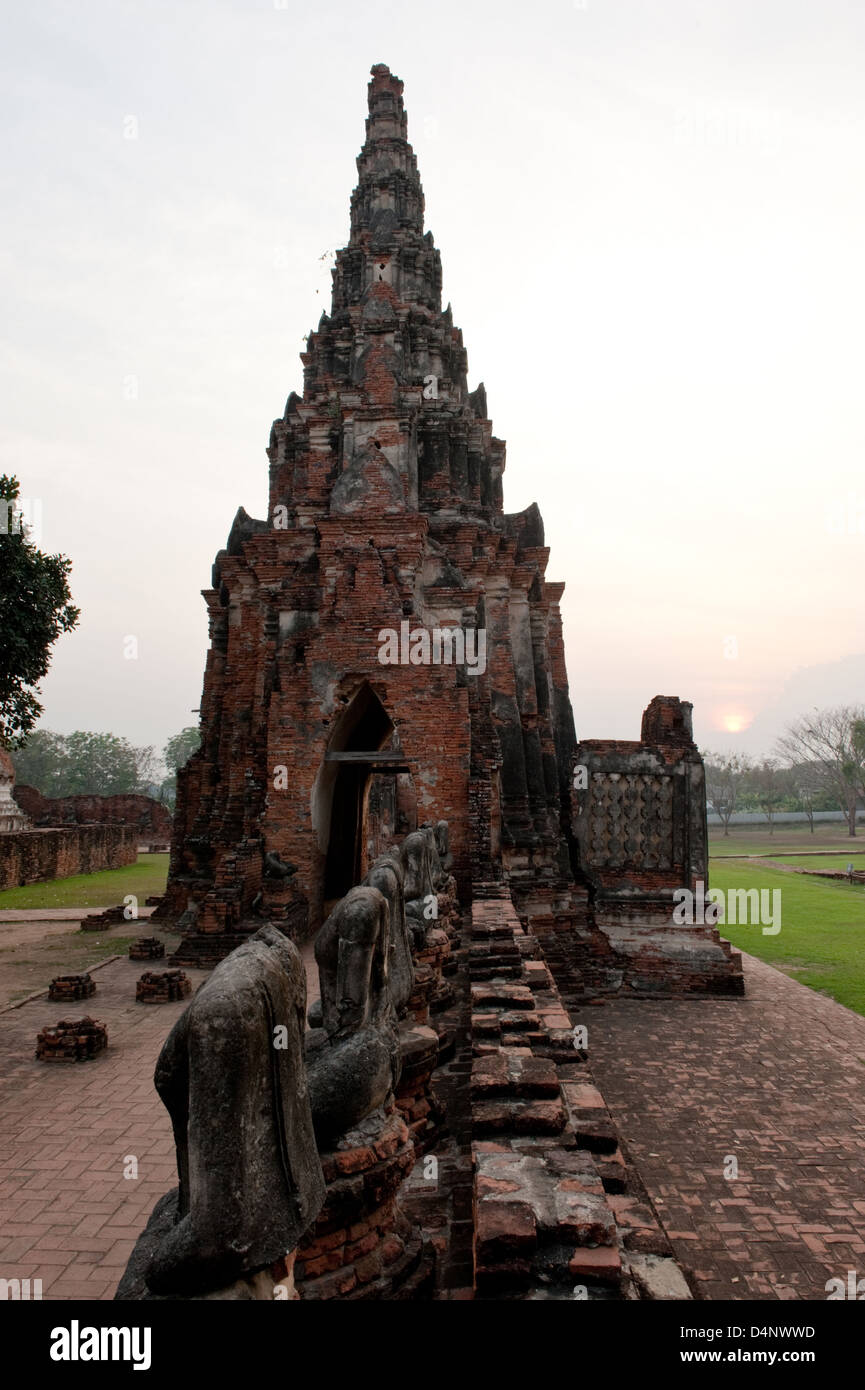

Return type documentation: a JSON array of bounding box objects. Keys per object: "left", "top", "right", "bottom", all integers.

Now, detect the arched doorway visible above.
[{"left": 320, "top": 684, "right": 411, "bottom": 902}]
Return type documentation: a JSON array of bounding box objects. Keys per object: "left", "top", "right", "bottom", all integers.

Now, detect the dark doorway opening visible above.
[{"left": 323, "top": 684, "right": 397, "bottom": 902}]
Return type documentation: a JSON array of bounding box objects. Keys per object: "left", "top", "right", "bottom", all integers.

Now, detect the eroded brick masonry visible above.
[{"left": 161, "top": 64, "right": 740, "bottom": 1000}]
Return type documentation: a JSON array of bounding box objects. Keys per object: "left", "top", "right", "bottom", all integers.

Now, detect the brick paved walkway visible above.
[
  {"left": 5, "top": 936, "right": 865, "bottom": 1302},
  {"left": 0, "top": 944, "right": 320, "bottom": 1300},
  {"left": 573, "top": 952, "right": 865, "bottom": 1300}
]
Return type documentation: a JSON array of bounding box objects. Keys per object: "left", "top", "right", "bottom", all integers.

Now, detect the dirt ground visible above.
[
  {"left": 0, "top": 912, "right": 320, "bottom": 1013},
  {"left": 0, "top": 910, "right": 180, "bottom": 1011}
]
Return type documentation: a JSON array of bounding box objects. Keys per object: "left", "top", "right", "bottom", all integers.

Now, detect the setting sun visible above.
[{"left": 721, "top": 711, "right": 752, "bottom": 734}]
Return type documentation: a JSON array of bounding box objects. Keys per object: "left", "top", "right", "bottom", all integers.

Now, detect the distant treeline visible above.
[
  {"left": 10, "top": 727, "right": 200, "bottom": 806},
  {"left": 703, "top": 705, "right": 865, "bottom": 837}
]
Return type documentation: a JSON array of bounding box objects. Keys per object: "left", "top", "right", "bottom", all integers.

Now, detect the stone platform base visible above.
[
  {"left": 396, "top": 1023, "right": 441, "bottom": 1155},
  {"left": 468, "top": 889, "right": 695, "bottom": 1301},
  {"left": 597, "top": 921, "right": 744, "bottom": 997},
  {"left": 294, "top": 1104, "right": 434, "bottom": 1300},
  {"left": 526, "top": 909, "right": 744, "bottom": 1000},
  {"left": 168, "top": 903, "right": 308, "bottom": 968}
]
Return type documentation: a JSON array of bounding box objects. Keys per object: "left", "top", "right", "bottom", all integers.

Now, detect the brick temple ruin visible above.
[
  {"left": 115, "top": 63, "right": 751, "bottom": 1306},
  {"left": 159, "top": 62, "right": 741, "bottom": 1002},
  {"left": 0, "top": 749, "right": 140, "bottom": 891}
]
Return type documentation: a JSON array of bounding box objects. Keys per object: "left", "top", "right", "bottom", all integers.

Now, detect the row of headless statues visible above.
[{"left": 128, "top": 822, "right": 455, "bottom": 1299}]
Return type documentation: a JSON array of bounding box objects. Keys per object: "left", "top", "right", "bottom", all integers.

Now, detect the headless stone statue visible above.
[
  {"left": 400, "top": 829, "right": 437, "bottom": 947},
  {"left": 123, "top": 926, "right": 325, "bottom": 1298},
  {"left": 433, "top": 821, "right": 453, "bottom": 882},
  {"left": 428, "top": 822, "right": 458, "bottom": 924},
  {"left": 363, "top": 853, "right": 414, "bottom": 1015},
  {"left": 418, "top": 823, "right": 450, "bottom": 892},
  {"left": 307, "top": 885, "right": 401, "bottom": 1148},
  {"left": 400, "top": 829, "right": 435, "bottom": 903}
]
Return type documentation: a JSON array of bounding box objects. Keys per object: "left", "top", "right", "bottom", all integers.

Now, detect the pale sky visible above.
[{"left": 2, "top": 0, "right": 863, "bottom": 763}]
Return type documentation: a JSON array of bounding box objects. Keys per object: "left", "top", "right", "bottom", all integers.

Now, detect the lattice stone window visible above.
[{"left": 586, "top": 772, "right": 673, "bottom": 870}]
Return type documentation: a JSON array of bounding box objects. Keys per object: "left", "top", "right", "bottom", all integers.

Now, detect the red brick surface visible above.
[
  {"left": 0, "top": 955, "right": 208, "bottom": 1299},
  {"left": 13, "top": 788, "right": 171, "bottom": 839},
  {"left": 0, "top": 826, "right": 139, "bottom": 892},
  {"left": 579, "top": 951, "right": 865, "bottom": 1299}
]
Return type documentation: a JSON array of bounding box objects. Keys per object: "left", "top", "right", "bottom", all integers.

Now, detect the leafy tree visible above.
[
  {"left": 11, "top": 729, "right": 155, "bottom": 798},
  {"left": 748, "top": 758, "right": 793, "bottom": 834},
  {"left": 159, "top": 726, "right": 201, "bottom": 806},
  {"left": 853, "top": 719, "right": 865, "bottom": 804},
  {"left": 788, "top": 760, "right": 836, "bottom": 833},
  {"left": 0, "top": 474, "right": 80, "bottom": 747},
  {"left": 63, "top": 732, "right": 143, "bottom": 795},
  {"left": 703, "top": 751, "right": 751, "bottom": 835},
  {"left": 163, "top": 727, "right": 201, "bottom": 773},
  {"left": 776, "top": 706, "right": 865, "bottom": 837},
  {"left": 8, "top": 728, "right": 69, "bottom": 797}
]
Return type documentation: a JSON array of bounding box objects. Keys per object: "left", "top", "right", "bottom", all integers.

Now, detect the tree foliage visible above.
[
  {"left": 786, "top": 759, "right": 838, "bottom": 832},
  {"left": 0, "top": 474, "right": 80, "bottom": 747},
  {"left": 158, "top": 726, "right": 201, "bottom": 806},
  {"left": 702, "top": 751, "right": 752, "bottom": 835},
  {"left": 163, "top": 727, "right": 201, "bottom": 773},
  {"left": 11, "top": 729, "right": 156, "bottom": 798},
  {"left": 775, "top": 706, "right": 865, "bottom": 838},
  {"left": 746, "top": 758, "right": 794, "bottom": 833}
]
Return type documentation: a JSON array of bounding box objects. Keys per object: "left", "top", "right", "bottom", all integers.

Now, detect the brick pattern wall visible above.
[
  {"left": 13, "top": 787, "right": 171, "bottom": 838},
  {"left": 0, "top": 825, "right": 139, "bottom": 890}
]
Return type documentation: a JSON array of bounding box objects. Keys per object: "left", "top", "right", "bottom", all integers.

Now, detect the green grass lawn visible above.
[
  {"left": 709, "top": 824, "right": 864, "bottom": 858},
  {"left": 0, "top": 853, "right": 169, "bottom": 910},
  {"left": 709, "top": 859, "right": 865, "bottom": 1017}
]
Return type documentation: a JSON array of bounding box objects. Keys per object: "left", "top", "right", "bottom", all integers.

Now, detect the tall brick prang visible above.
[
  {"left": 164, "top": 64, "right": 578, "bottom": 965},
  {"left": 162, "top": 64, "right": 741, "bottom": 1000}
]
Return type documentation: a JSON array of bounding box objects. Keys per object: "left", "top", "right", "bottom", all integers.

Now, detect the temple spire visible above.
[
  {"left": 365, "top": 63, "right": 409, "bottom": 144},
  {"left": 349, "top": 63, "right": 425, "bottom": 249}
]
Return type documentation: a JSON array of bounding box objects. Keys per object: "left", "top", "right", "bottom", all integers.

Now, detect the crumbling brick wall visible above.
[
  {"left": 568, "top": 697, "right": 742, "bottom": 995},
  {"left": 13, "top": 787, "right": 172, "bottom": 839},
  {"left": 0, "top": 826, "right": 139, "bottom": 890}
]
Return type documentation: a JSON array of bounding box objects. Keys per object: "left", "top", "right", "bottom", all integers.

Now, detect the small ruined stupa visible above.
[
  {"left": 162, "top": 65, "right": 741, "bottom": 998},
  {"left": 0, "top": 749, "right": 30, "bottom": 834}
]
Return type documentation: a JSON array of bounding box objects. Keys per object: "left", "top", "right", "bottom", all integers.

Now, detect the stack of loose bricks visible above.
[
  {"left": 48, "top": 973, "right": 96, "bottom": 1002},
  {"left": 129, "top": 937, "right": 166, "bottom": 961},
  {"left": 135, "top": 970, "right": 191, "bottom": 1004},
  {"left": 469, "top": 893, "right": 680, "bottom": 1297},
  {"left": 36, "top": 1017, "right": 108, "bottom": 1062},
  {"left": 79, "top": 903, "right": 130, "bottom": 932}
]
